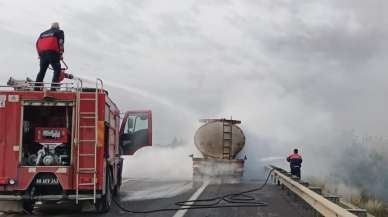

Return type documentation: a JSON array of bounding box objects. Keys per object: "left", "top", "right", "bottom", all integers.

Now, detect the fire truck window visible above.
[
  {"left": 124, "top": 114, "right": 148, "bottom": 134},
  {"left": 125, "top": 116, "right": 135, "bottom": 134},
  {"left": 134, "top": 115, "right": 148, "bottom": 132},
  {"left": 120, "top": 112, "right": 150, "bottom": 155}
]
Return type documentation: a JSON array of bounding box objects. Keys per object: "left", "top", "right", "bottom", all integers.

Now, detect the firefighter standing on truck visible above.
[
  {"left": 286, "top": 148, "right": 303, "bottom": 179},
  {"left": 35, "top": 22, "right": 64, "bottom": 91}
]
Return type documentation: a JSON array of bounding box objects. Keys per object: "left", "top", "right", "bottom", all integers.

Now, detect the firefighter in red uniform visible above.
[
  {"left": 287, "top": 148, "right": 303, "bottom": 179},
  {"left": 35, "top": 22, "right": 64, "bottom": 91}
]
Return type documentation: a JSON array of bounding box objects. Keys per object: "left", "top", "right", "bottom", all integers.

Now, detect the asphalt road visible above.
[{"left": 3, "top": 179, "right": 312, "bottom": 217}]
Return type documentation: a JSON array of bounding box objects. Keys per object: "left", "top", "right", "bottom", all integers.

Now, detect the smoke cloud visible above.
[
  {"left": 0, "top": 0, "right": 387, "bottom": 200},
  {"left": 122, "top": 146, "right": 194, "bottom": 180}
]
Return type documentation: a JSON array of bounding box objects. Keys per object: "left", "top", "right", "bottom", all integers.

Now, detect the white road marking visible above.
[{"left": 172, "top": 181, "right": 209, "bottom": 217}]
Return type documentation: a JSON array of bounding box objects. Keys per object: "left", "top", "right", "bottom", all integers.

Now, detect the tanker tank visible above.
[{"left": 192, "top": 118, "right": 246, "bottom": 183}]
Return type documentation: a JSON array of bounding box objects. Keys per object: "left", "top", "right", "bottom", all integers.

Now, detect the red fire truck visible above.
[{"left": 0, "top": 79, "right": 152, "bottom": 213}]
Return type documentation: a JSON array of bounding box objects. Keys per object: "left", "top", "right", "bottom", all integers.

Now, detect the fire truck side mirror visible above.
[{"left": 119, "top": 110, "right": 152, "bottom": 155}]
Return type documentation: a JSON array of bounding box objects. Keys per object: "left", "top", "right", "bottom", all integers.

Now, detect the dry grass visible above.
[
  {"left": 350, "top": 195, "right": 388, "bottom": 217},
  {"left": 306, "top": 176, "right": 388, "bottom": 217}
]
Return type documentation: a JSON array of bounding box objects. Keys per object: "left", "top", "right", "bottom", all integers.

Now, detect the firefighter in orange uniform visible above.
[{"left": 286, "top": 148, "right": 303, "bottom": 179}]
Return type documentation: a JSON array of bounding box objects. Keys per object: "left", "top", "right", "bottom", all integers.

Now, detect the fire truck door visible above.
[{"left": 119, "top": 110, "right": 152, "bottom": 155}]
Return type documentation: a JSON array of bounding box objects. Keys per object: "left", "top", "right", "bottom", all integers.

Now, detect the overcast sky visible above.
[{"left": 1, "top": 0, "right": 388, "bottom": 178}]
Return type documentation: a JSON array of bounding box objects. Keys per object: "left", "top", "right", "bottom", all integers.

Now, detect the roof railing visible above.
[{"left": 0, "top": 77, "right": 88, "bottom": 92}]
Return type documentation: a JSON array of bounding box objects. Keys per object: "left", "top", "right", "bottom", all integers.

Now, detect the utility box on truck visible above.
[{"left": 0, "top": 79, "right": 152, "bottom": 213}]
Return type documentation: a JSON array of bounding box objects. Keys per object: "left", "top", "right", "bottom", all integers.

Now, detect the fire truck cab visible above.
[{"left": 0, "top": 79, "right": 152, "bottom": 213}]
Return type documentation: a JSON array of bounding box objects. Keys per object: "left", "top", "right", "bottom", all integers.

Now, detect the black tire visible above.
[
  {"left": 95, "top": 170, "right": 112, "bottom": 213},
  {"left": 22, "top": 200, "right": 34, "bottom": 214},
  {"left": 113, "top": 163, "right": 122, "bottom": 196},
  {"left": 113, "top": 179, "right": 121, "bottom": 196}
]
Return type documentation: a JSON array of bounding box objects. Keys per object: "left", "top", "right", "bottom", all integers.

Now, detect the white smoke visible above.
[
  {"left": 0, "top": 0, "right": 387, "bottom": 196},
  {"left": 122, "top": 146, "right": 195, "bottom": 180}
]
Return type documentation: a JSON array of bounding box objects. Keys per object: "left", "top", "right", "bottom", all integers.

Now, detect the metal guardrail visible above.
[{"left": 266, "top": 165, "right": 358, "bottom": 217}]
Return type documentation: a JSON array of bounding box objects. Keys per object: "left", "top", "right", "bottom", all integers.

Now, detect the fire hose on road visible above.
[{"left": 112, "top": 169, "right": 275, "bottom": 214}]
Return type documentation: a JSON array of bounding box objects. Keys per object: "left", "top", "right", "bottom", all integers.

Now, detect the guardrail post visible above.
[
  {"left": 324, "top": 194, "right": 340, "bottom": 204},
  {"left": 347, "top": 209, "right": 367, "bottom": 217},
  {"left": 308, "top": 187, "right": 322, "bottom": 195},
  {"left": 299, "top": 181, "right": 310, "bottom": 187}
]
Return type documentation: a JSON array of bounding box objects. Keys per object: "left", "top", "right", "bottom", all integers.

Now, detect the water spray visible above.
[{"left": 76, "top": 75, "right": 197, "bottom": 118}]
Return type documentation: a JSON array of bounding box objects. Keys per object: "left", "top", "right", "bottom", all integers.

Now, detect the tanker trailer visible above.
[{"left": 192, "top": 118, "right": 245, "bottom": 183}]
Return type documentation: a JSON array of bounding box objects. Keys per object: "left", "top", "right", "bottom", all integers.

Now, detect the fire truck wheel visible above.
[
  {"left": 22, "top": 200, "right": 34, "bottom": 213},
  {"left": 96, "top": 170, "right": 112, "bottom": 213},
  {"left": 113, "top": 167, "right": 122, "bottom": 196},
  {"left": 113, "top": 178, "right": 121, "bottom": 196}
]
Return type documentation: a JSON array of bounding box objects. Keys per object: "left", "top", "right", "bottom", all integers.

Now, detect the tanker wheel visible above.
[
  {"left": 95, "top": 170, "right": 112, "bottom": 213},
  {"left": 22, "top": 200, "right": 34, "bottom": 214}
]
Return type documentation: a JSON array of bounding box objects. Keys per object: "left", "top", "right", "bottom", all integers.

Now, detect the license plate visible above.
[{"left": 35, "top": 178, "right": 59, "bottom": 185}]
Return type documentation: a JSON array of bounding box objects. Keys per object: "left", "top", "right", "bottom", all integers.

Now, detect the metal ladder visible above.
[
  {"left": 75, "top": 79, "right": 103, "bottom": 204},
  {"left": 222, "top": 120, "right": 233, "bottom": 160}
]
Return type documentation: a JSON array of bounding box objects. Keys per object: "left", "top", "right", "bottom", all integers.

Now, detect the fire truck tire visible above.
[
  {"left": 22, "top": 200, "right": 34, "bottom": 213},
  {"left": 113, "top": 164, "right": 122, "bottom": 196},
  {"left": 113, "top": 179, "right": 121, "bottom": 196},
  {"left": 95, "top": 169, "right": 112, "bottom": 213}
]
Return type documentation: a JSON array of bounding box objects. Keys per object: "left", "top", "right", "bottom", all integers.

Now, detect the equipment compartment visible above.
[{"left": 21, "top": 105, "right": 73, "bottom": 166}]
